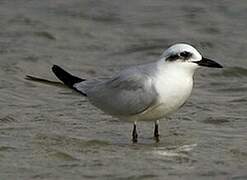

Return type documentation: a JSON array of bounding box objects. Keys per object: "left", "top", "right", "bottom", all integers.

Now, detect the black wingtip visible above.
[{"left": 52, "top": 65, "right": 85, "bottom": 89}]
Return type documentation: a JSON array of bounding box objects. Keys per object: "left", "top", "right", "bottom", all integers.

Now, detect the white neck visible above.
[{"left": 157, "top": 59, "right": 197, "bottom": 79}]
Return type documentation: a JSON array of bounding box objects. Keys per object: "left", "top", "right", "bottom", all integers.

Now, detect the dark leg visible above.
[
  {"left": 154, "top": 120, "right": 159, "bottom": 142},
  {"left": 132, "top": 121, "right": 138, "bottom": 143}
]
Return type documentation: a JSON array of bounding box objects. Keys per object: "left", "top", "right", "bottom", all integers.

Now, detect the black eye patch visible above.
[
  {"left": 166, "top": 54, "right": 180, "bottom": 61},
  {"left": 166, "top": 51, "right": 193, "bottom": 61},
  {"left": 179, "top": 51, "right": 192, "bottom": 59}
]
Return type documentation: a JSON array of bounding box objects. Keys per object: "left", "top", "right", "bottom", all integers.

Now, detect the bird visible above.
[{"left": 26, "top": 43, "right": 223, "bottom": 143}]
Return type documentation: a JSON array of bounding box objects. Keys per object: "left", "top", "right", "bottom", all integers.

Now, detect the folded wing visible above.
[{"left": 75, "top": 68, "right": 158, "bottom": 116}]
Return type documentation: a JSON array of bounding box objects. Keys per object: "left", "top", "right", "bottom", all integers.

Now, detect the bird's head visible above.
[{"left": 161, "top": 43, "right": 223, "bottom": 73}]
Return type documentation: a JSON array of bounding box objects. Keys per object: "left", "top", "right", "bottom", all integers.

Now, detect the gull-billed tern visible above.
[{"left": 27, "top": 43, "right": 223, "bottom": 142}]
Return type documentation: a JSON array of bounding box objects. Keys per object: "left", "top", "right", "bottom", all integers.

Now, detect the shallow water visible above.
[{"left": 0, "top": 0, "right": 247, "bottom": 179}]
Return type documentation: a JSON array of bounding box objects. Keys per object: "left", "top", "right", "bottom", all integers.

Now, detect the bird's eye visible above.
[{"left": 180, "top": 51, "right": 191, "bottom": 59}]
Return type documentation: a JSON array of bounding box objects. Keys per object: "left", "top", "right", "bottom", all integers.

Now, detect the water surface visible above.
[{"left": 0, "top": 0, "right": 247, "bottom": 179}]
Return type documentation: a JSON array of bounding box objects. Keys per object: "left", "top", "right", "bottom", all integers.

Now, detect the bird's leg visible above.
[
  {"left": 154, "top": 120, "right": 160, "bottom": 142},
  {"left": 132, "top": 121, "right": 138, "bottom": 143}
]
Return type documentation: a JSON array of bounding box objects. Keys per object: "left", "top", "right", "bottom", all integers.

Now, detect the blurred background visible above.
[{"left": 0, "top": 0, "right": 247, "bottom": 179}]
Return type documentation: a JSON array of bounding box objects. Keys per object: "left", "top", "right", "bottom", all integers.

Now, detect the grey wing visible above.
[{"left": 82, "top": 68, "right": 158, "bottom": 116}]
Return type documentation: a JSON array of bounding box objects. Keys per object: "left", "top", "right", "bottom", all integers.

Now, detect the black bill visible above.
[{"left": 195, "top": 57, "right": 223, "bottom": 68}]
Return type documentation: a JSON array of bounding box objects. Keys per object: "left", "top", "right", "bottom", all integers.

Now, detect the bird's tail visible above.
[{"left": 25, "top": 75, "right": 65, "bottom": 87}]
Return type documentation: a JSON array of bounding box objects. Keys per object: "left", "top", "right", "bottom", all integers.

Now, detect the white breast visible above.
[
  {"left": 131, "top": 62, "right": 194, "bottom": 121},
  {"left": 154, "top": 72, "right": 193, "bottom": 115}
]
